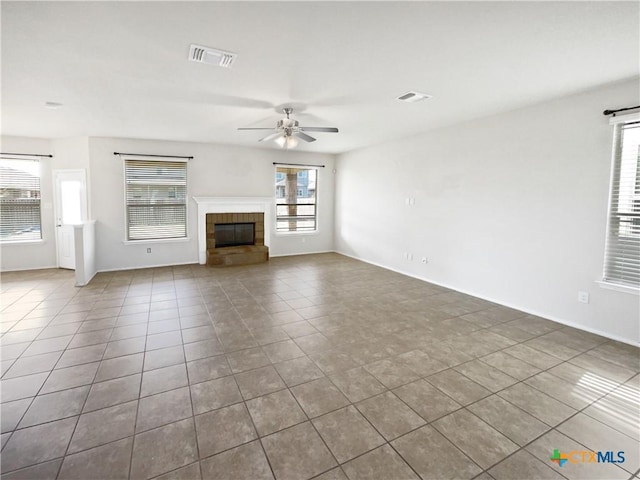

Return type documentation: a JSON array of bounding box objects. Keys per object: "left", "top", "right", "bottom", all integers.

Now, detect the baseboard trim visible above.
[
  {"left": 1, "top": 264, "right": 59, "bottom": 273},
  {"left": 335, "top": 250, "right": 639, "bottom": 347},
  {"left": 270, "top": 250, "right": 335, "bottom": 258},
  {"left": 96, "top": 261, "right": 200, "bottom": 273}
]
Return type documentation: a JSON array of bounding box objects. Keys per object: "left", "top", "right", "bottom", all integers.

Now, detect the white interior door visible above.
[{"left": 54, "top": 170, "right": 87, "bottom": 270}]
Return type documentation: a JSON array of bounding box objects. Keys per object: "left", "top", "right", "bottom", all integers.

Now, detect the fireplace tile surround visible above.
[{"left": 194, "top": 197, "right": 272, "bottom": 266}]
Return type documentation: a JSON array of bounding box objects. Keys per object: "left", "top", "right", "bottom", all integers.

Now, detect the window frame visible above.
[
  {"left": 274, "top": 165, "right": 319, "bottom": 235},
  {"left": 122, "top": 156, "right": 189, "bottom": 243},
  {"left": 600, "top": 113, "right": 640, "bottom": 293},
  {"left": 0, "top": 156, "right": 42, "bottom": 244}
]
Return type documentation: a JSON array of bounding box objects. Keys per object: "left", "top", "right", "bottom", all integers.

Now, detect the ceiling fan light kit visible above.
[{"left": 238, "top": 108, "right": 338, "bottom": 149}]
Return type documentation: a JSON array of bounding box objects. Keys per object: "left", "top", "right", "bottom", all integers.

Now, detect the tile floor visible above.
[{"left": 0, "top": 253, "right": 638, "bottom": 480}]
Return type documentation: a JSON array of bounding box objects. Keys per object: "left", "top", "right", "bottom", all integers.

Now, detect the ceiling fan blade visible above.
[
  {"left": 294, "top": 132, "right": 316, "bottom": 143},
  {"left": 299, "top": 127, "right": 339, "bottom": 133},
  {"left": 237, "top": 127, "right": 276, "bottom": 131},
  {"left": 259, "top": 132, "right": 283, "bottom": 142}
]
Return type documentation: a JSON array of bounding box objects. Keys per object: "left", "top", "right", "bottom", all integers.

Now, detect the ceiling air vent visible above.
[
  {"left": 189, "top": 44, "right": 237, "bottom": 68},
  {"left": 396, "top": 91, "right": 432, "bottom": 103}
]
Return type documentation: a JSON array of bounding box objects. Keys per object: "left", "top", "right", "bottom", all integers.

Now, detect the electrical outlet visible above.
[
  {"left": 578, "top": 291, "right": 589, "bottom": 304},
  {"left": 421, "top": 257, "right": 428, "bottom": 264},
  {"left": 147, "top": 248, "right": 152, "bottom": 254}
]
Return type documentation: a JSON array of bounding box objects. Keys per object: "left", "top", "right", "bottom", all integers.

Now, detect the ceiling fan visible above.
[{"left": 238, "top": 108, "right": 338, "bottom": 148}]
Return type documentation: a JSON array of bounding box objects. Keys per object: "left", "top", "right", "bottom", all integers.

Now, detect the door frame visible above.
[{"left": 53, "top": 169, "right": 88, "bottom": 269}]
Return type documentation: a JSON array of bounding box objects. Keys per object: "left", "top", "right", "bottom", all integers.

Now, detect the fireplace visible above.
[
  {"left": 205, "top": 212, "right": 268, "bottom": 266},
  {"left": 193, "top": 197, "right": 272, "bottom": 266},
  {"left": 214, "top": 223, "right": 254, "bottom": 248}
]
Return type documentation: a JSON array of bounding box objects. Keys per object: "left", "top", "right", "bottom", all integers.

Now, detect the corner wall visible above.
[{"left": 334, "top": 79, "right": 640, "bottom": 345}]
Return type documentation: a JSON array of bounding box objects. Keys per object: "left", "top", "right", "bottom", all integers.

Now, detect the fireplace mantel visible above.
[{"left": 193, "top": 197, "right": 272, "bottom": 264}]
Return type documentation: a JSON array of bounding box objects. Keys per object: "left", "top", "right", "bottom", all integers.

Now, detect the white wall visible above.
[
  {"left": 88, "top": 137, "right": 335, "bottom": 271},
  {"left": 52, "top": 137, "right": 92, "bottom": 219},
  {"left": 335, "top": 79, "right": 640, "bottom": 345},
  {"left": 0, "top": 136, "right": 57, "bottom": 271}
]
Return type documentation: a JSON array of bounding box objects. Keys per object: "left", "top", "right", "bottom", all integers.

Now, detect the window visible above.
[
  {"left": 603, "top": 118, "right": 640, "bottom": 288},
  {"left": 0, "top": 158, "right": 41, "bottom": 242},
  {"left": 275, "top": 166, "right": 317, "bottom": 232},
  {"left": 124, "top": 159, "right": 187, "bottom": 240}
]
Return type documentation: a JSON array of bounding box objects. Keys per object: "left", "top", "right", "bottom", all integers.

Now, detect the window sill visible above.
[
  {"left": 122, "top": 237, "right": 191, "bottom": 245},
  {"left": 274, "top": 230, "right": 319, "bottom": 237},
  {"left": 596, "top": 280, "right": 640, "bottom": 296},
  {"left": 0, "top": 239, "right": 45, "bottom": 246}
]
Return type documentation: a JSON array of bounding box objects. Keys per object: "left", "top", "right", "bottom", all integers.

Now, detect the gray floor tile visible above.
[
  {"left": 200, "top": 440, "right": 274, "bottom": 480},
  {"left": 40, "top": 362, "right": 99, "bottom": 394},
  {"left": 0, "top": 459, "right": 62, "bottom": 480},
  {"left": 469, "top": 394, "right": 550, "bottom": 446},
  {"left": 226, "top": 347, "right": 271, "bottom": 373},
  {"left": 363, "top": 359, "right": 419, "bottom": 389},
  {"left": 313, "top": 405, "right": 385, "bottom": 463},
  {"left": 235, "top": 365, "right": 286, "bottom": 400},
  {"left": 479, "top": 351, "right": 541, "bottom": 380},
  {"left": 262, "top": 340, "right": 305, "bottom": 363},
  {"left": 1, "top": 257, "right": 637, "bottom": 480},
  {"left": 342, "top": 444, "right": 419, "bottom": 480},
  {"left": 498, "top": 382, "right": 576, "bottom": 426},
  {"left": 1, "top": 398, "right": 32, "bottom": 433},
  {"left": 291, "top": 377, "right": 350, "bottom": 418},
  {"left": 329, "top": 367, "right": 387, "bottom": 403},
  {"left": 95, "top": 353, "right": 143, "bottom": 382},
  {"left": 356, "top": 391, "right": 425, "bottom": 441},
  {"left": 274, "top": 356, "right": 325, "bottom": 387},
  {"left": 19, "top": 385, "right": 89, "bottom": 428},
  {"left": 262, "top": 421, "right": 336, "bottom": 480},
  {"left": 131, "top": 418, "right": 198, "bottom": 479},
  {"left": 184, "top": 339, "right": 224, "bottom": 362},
  {"left": 454, "top": 359, "right": 518, "bottom": 391},
  {"left": 58, "top": 437, "right": 133, "bottom": 480},
  {"left": 68, "top": 400, "right": 137, "bottom": 454},
  {"left": 2, "top": 351, "right": 62, "bottom": 379},
  {"left": 1, "top": 417, "right": 77, "bottom": 473},
  {"left": 246, "top": 389, "right": 307, "bottom": 436},
  {"left": 83, "top": 373, "right": 141, "bottom": 412},
  {"left": 1, "top": 372, "right": 49, "bottom": 403},
  {"left": 195, "top": 403, "right": 257, "bottom": 457},
  {"left": 190, "top": 375, "right": 242, "bottom": 415},
  {"left": 488, "top": 450, "right": 564, "bottom": 480},
  {"left": 143, "top": 345, "right": 185, "bottom": 371},
  {"left": 433, "top": 409, "right": 518, "bottom": 469},
  {"left": 391, "top": 425, "right": 482, "bottom": 480},
  {"left": 187, "top": 355, "right": 231, "bottom": 384},
  {"left": 140, "top": 363, "right": 188, "bottom": 397},
  {"left": 426, "top": 369, "right": 491, "bottom": 405},
  {"left": 393, "top": 379, "right": 461, "bottom": 422},
  {"left": 154, "top": 462, "right": 202, "bottom": 480},
  {"left": 136, "top": 386, "right": 193, "bottom": 433}
]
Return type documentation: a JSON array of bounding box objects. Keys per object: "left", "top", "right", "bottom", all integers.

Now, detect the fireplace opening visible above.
[{"left": 215, "top": 223, "right": 255, "bottom": 248}]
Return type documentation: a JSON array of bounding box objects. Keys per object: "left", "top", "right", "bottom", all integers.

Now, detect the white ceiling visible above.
[{"left": 2, "top": 1, "right": 638, "bottom": 154}]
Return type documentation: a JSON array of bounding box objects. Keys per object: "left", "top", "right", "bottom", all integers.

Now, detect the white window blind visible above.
[
  {"left": 0, "top": 158, "right": 41, "bottom": 242},
  {"left": 125, "top": 159, "right": 187, "bottom": 241},
  {"left": 275, "top": 166, "right": 317, "bottom": 232},
  {"left": 603, "top": 119, "right": 640, "bottom": 288}
]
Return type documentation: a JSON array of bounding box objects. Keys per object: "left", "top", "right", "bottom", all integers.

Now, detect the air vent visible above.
[
  {"left": 189, "top": 44, "right": 237, "bottom": 68},
  {"left": 396, "top": 91, "right": 432, "bottom": 103}
]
